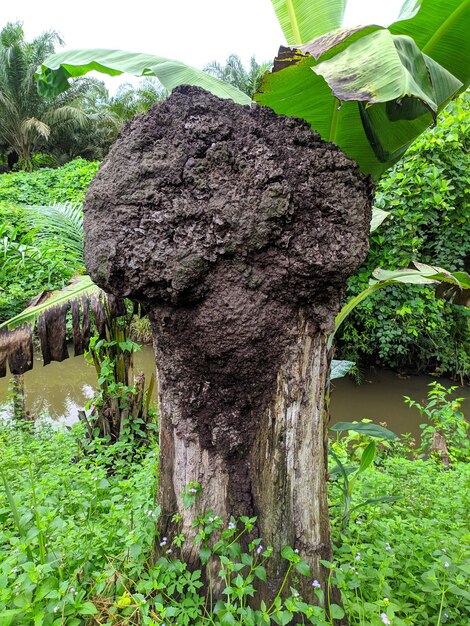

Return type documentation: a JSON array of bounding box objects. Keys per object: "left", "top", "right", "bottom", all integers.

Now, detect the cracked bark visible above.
[{"left": 84, "top": 86, "right": 373, "bottom": 615}]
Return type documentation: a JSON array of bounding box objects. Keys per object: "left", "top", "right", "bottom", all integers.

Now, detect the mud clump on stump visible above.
[{"left": 84, "top": 86, "right": 373, "bottom": 518}]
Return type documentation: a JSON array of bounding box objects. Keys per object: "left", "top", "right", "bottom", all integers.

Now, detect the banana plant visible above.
[
  {"left": 328, "top": 263, "right": 470, "bottom": 350},
  {"left": 328, "top": 421, "right": 401, "bottom": 530},
  {"left": 35, "top": 0, "right": 470, "bottom": 179}
]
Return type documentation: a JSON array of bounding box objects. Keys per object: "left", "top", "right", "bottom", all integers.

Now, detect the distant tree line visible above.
[{"left": 0, "top": 21, "right": 268, "bottom": 172}]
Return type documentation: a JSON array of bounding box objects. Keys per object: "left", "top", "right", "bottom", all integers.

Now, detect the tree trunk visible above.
[
  {"left": 155, "top": 307, "right": 333, "bottom": 597},
  {"left": 83, "top": 85, "right": 373, "bottom": 620}
]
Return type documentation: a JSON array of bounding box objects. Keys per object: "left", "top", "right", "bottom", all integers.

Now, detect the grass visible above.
[{"left": 0, "top": 420, "right": 468, "bottom": 625}]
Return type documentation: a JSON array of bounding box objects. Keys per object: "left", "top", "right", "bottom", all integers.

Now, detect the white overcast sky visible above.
[{"left": 2, "top": 0, "right": 404, "bottom": 92}]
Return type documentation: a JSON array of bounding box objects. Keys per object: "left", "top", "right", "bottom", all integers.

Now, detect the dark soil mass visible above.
[{"left": 85, "top": 86, "right": 373, "bottom": 515}]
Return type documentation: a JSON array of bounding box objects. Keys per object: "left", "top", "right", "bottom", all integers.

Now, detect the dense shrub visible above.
[
  {"left": 0, "top": 159, "right": 99, "bottom": 205},
  {"left": 338, "top": 93, "right": 470, "bottom": 378}
]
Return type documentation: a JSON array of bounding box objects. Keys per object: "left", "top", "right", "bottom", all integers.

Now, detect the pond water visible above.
[{"left": 0, "top": 345, "right": 468, "bottom": 438}]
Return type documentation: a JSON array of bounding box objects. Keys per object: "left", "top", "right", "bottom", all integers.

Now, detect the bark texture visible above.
[{"left": 84, "top": 86, "right": 373, "bottom": 606}]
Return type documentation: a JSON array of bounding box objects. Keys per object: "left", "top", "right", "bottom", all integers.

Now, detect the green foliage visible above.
[
  {"left": 0, "top": 159, "right": 99, "bottom": 205},
  {"left": 83, "top": 317, "right": 157, "bottom": 449},
  {"left": 204, "top": 54, "right": 272, "bottom": 97},
  {"left": 1, "top": 420, "right": 468, "bottom": 625},
  {"left": 0, "top": 203, "right": 82, "bottom": 321},
  {"left": 0, "top": 23, "right": 107, "bottom": 171},
  {"left": 338, "top": 93, "right": 470, "bottom": 377},
  {"left": 329, "top": 422, "right": 400, "bottom": 530},
  {"left": 36, "top": 2, "right": 470, "bottom": 178},
  {"left": 405, "top": 381, "right": 470, "bottom": 463},
  {"left": 331, "top": 458, "right": 470, "bottom": 626},
  {"left": 108, "top": 78, "right": 167, "bottom": 121},
  {"left": 0, "top": 420, "right": 158, "bottom": 626}
]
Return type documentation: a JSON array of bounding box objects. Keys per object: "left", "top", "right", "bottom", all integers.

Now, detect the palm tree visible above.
[
  {"left": 0, "top": 22, "right": 89, "bottom": 170},
  {"left": 204, "top": 54, "right": 272, "bottom": 97},
  {"left": 108, "top": 77, "right": 168, "bottom": 121}
]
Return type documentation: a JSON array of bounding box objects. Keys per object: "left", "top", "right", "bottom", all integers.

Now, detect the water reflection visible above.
[{"left": 0, "top": 346, "right": 468, "bottom": 437}]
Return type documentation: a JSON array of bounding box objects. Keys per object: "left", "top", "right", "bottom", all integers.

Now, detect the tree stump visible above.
[{"left": 84, "top": 86, "right": 373, "bottom": 608}]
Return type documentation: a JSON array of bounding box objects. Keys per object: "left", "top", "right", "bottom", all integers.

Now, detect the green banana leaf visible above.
[
  {"left": 390, "top": 0, "right": 470, "bottom": 87},
  {"left": 330, "top": 359, "right": 355, "bottom": 380},
  {"left": 270, "top": 0, "right": 347, "bottom": 45},
  {"left": 255, "top": 22, "right": 463, "bottom": 178},
  {"left": 35, "top": 1, "right": 469, "bottom": 179},
  {"left": 36, "top": 49, "right": 252, "bottom": 105}
]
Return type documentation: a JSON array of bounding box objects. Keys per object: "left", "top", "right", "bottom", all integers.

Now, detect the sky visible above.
[{"left": 2, "top": 0, "right": 404, "bottom": 92}]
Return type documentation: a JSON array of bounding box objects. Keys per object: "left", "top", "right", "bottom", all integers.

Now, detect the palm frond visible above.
[
  {"left": 20, "top": 117, "right": 50, "bottom": 139},
  {"left": 23, "top": 202, "right": 84, "bottom": 265}
]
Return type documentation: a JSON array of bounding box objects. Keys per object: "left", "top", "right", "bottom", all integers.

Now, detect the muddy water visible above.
[{"left": 0, "top": 345, "right": 468, "bottom": 438}]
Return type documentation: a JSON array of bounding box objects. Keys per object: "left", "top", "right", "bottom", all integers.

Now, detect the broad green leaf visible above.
[
  {"left": 36, "top": 49, "right": 252, "bottom": 105},
  {"left": 371, "top": 264, "right": 470, "bottom": 288},
  {"left": 199, "top": 545, "right": 211, "bottom": 564},
  {"left": 370, "top": 207, "right": 390, "bottom": 232},
  {"left": 270, "top": 0, "right": 347, "bottom": 45},
  {"left": 330, "top": 604, "right": 345, "bottom": 620},
  {"left": 390, "top": 0, "right": 470, "bottom": 87},
  {"left": 357, "top": 441, "right": 376, "bottom": 474},
  {"left": 313, "top": 31, "right": 438, "bottom": 112},
  {"left": 294, "top": 559, "right": 312, "bottom": 577},
  {"left": 254, "top": 566, "right": 267, "bottom": 581},
  {"left": 330, "top": 359, "right": 355, "bottom": 380},
  {"left": 330, "top": 421, "right": 398, "bottom": 440},
  {"left": 396, "top": 0, "right": 423, "bottom": 22},
  {"left": 255, "top": 28, "right": 462, "bottom": 178},
  {"left": 272, "top": 610, "right": 294, "bottom": 626},
  {"left": 281, "top": 546, "right": 296, "bottom": 561},
  {"left": 78, "top": 602, "right": 98, "bottom": 616}
]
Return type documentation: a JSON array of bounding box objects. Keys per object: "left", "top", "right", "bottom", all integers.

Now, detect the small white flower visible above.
[
  {"left": 312, "top": 580, "right": 321, "bottom": 589},
  {"left": 228, "top": 521, "right": 236, "bottom": 530},
  {"left": 256, "top": 545, "right": 263, "bottom": 555},
  {"left": 294, "top": 549, "right": 299, "bottom": 554},
  {"left": 53, "top": 607, "right": 59, "bottom": 613},
  {"left": 292, "top": 590, "right": 299, "bottom": 597},
  {"left": 385, "top": 543, "right": 392, "bottom": 551},
  {"left": 166, "top": 548, "right": 173, "bottom": 554},
  {"left": 380, "top": 613, "right": 391, "bottom": 625},
  {"left": 444, "top": 562, "right": 450, "bottom": 568}
]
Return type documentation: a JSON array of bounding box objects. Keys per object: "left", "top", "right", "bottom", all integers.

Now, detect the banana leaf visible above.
[
  {"left": 255, "top": 26, "right": 463, "bottom": 178},
  {"left": 270, "top": 0, "right": 347, "bottom": 45},
  {"left": 36, "top": 49, "right": 252, "bottom": 105},
  {"left": 327, "top": 263, "right": 470, "bottom": 349}
]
